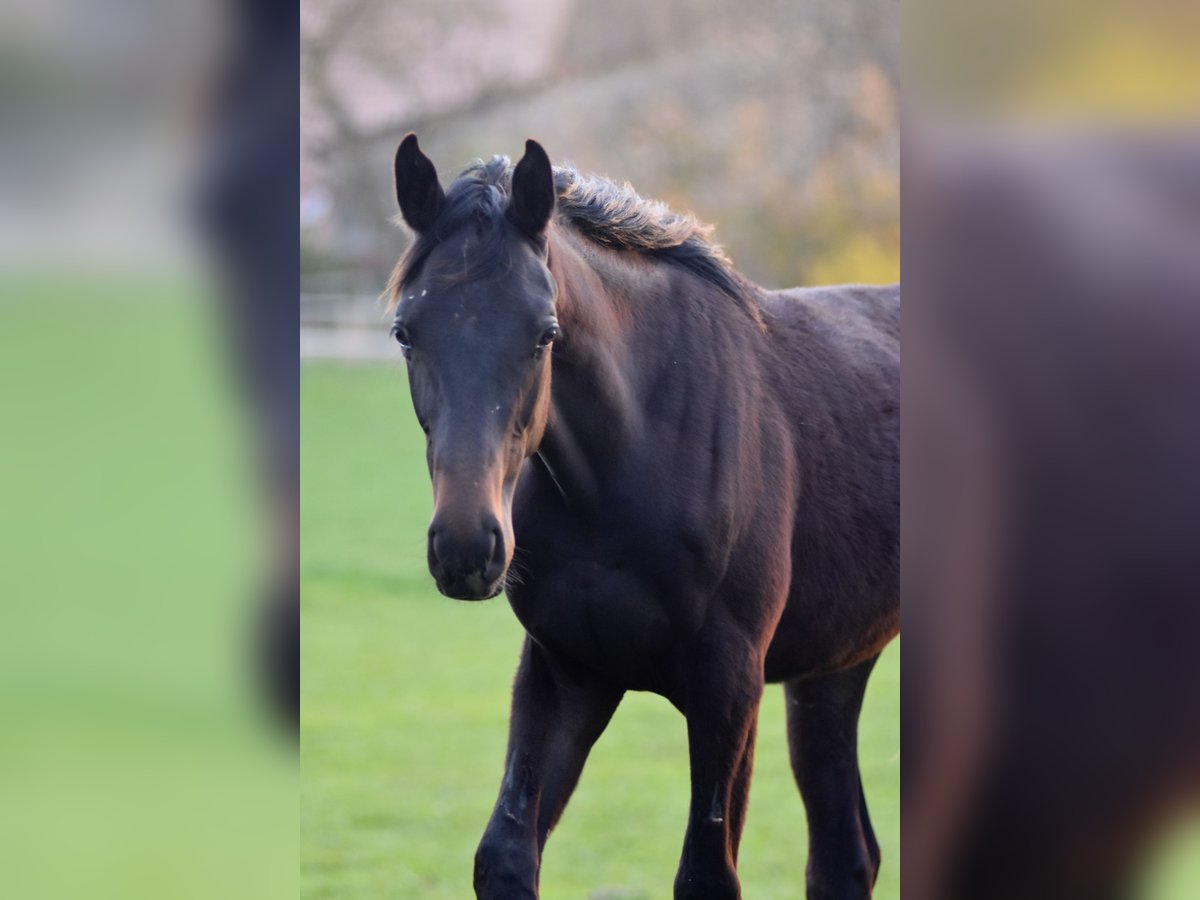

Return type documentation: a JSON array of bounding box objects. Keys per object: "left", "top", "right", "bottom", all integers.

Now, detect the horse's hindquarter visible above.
[{"left": 760, "top": 284, "right": 901, "bottom": 680}]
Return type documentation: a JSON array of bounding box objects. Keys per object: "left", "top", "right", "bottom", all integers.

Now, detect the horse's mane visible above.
[{"left": 387, "top": 156, "right": 759, "bottom": 323}]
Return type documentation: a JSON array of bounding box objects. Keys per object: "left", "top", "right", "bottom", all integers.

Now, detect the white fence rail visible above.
[{"left": 300, "top": 293, "right": 395, "bottom": 360}]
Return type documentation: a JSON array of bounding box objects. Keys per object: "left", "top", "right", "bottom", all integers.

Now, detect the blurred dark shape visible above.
[
  {"left": 1, "top": 0, "right": 296, "bottom": 893},
  {"left": 903, "top": 128, "right": 1200, "bottom": 899},
  {"left": 196, "top": 0, "right": 299, "bottom": 732}
]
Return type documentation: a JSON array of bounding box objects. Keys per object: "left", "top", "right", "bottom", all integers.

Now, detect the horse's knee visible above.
[
  {"left": 674, "top": 863, "right": 741, "bottom": 900},
  {"left": 806, "top": 853, "right": 876, "bottom": 900},
  {"left": 473, "top": 833, "right": 538, "bottom": 900},
  {"left": 865, "top": 834, "right": 881, "bottom": 884},
  {"left": 858, "top": 790, "right": 881, "bottom": 875}
]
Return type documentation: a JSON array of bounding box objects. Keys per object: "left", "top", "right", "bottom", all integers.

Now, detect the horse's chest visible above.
[{"left": 506, "top": 557, "right": 678, "bottom": 693}]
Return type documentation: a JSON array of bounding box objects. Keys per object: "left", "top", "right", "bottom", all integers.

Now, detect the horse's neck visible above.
[
  {"left": 539, "top": 229, "right": 756, "bottom": 509},
  {"left": 537, "top": 230, "right": 657, "bottom": 507}
]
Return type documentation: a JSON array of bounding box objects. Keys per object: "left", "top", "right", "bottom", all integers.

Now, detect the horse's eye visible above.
[
  {"left": 392, "top": 324, "right": 413, "bottom": 356},
  {"left": 537, "top": 324, "right": 560, "bottom": 350}
]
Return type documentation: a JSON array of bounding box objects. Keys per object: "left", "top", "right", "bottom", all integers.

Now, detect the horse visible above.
[{"left": 386, "top": 134, "right": 899, "bottom": 900}]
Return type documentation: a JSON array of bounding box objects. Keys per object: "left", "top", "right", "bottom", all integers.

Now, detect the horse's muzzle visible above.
[{"left": 427, "top": 516, "right": 507, "bottom": 601}]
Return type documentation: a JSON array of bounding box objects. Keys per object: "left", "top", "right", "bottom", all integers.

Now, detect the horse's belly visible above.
[{"left": 763, "top": 583, "right": 899, "bottom": 681}]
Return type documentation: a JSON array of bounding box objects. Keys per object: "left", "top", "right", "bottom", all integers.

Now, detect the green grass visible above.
[{"left": 301, "top": 361, "right": 900, "bottom": 899}]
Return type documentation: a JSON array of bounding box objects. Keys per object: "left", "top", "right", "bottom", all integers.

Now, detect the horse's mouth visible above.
[{"left": 435, "top": 574, "right": 505, "bottom": 602}]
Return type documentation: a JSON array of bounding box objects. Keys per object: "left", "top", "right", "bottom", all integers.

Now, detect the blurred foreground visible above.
[
  {"left": 903, "top": 1, "right": 1200, "bottom": 896},
  {"left": 0, "top": 1, "right": 296, "bottom": 898}
]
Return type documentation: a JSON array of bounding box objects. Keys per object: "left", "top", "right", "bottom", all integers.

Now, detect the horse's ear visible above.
[
  {"left": 507, "top": 139, "right": 555, "bottom": 238},
  {"left": 394, "top": 133, "right": 444, "bottom": 233}
]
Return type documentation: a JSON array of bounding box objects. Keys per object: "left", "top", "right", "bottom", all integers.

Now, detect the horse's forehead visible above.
[
  {"left": 433, "top": 217, "right": 493, "bottom": 252},
  {"left": 421, "top": 220, "right": 518, "bottom": 273},
  {"left": 418, "top": 228, "right": 547, "bottom": 293},
  {"left": 403, "top": 271, "right": 543, "bottom": 334}
]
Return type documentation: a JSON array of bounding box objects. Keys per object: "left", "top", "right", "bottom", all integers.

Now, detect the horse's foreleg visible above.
[
  {"left": 474, "top": 635, "right": 623, "bottom": 900},
  {"left": 674, "top": 627, "right": 764, "bottom": 900},
  {"left": 728, "top": 724, "right": 756, "bottom": 865},
  {"left": 785, "top": 654, "right": 880, "bottom": 900}
]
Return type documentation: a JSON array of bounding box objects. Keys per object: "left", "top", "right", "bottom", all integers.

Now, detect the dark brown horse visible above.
[{"left": 387, "top": 134, "right": 899, "bottom": 900}]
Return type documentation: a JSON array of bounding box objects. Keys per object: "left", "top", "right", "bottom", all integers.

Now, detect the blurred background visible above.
[
  {"left": 299, "top": 0, "right": 900, "bottom": 358},
  {"left": 904, "top": 2, "right": 1200, "bottom": 899},
  {"left": 299, "top": 1, "right": 900, "bottom": 898}
]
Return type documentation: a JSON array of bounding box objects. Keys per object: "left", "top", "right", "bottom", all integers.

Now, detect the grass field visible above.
[{"left": 301, "top": 361, "right": 901, "bottom": 898}]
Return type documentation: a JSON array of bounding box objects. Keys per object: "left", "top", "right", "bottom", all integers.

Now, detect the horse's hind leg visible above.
[
  {"left": 474, "top": 635, "right": 623, "bottom": 900},
  {"left": 785, "top": 654, "right": 881, "bottom": 900}
]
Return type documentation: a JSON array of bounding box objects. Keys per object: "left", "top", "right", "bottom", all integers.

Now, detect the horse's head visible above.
[{"left": 390, "top": 135, "right": 559, "bottom": 600}]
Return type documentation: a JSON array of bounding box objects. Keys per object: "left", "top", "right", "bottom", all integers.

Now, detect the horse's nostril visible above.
[
  {"left": 484, "top": 525, "right": 506, "bottom": 581},
  {"left": 427, "top": 525, "right": 442, "bottom": 567}
]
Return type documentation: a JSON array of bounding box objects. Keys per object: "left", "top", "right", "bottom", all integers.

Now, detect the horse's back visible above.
[
  {"left": 758, "top": 283, "right": 900, "bottom": 680},
  {"left": 760, "top": 283, "right": 899, "bottom": 441},
  {"left": 764, "top": 282, "right": 899, "bottom": 353}
]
